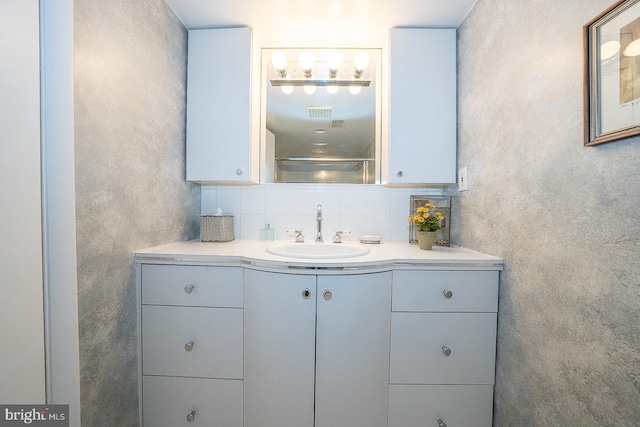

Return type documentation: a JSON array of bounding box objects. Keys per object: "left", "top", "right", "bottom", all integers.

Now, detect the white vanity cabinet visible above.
[
  {"left": 383, "top": 28, "right": 457, "bottom": 185},
  {"left": 136, "top": 241, "right": 503, "bottom": 427},
  {"left": 388, "top": 270, "right": 499, "bottom": 427},
  {"left": 139, "top": 264, "right": 244, "bottom": 427},
  {"left": 243, "top": 269, "right": 392, "bottom": 427},
  {"left": 186, "top": 27, "right": 257, "bottom": 183}
]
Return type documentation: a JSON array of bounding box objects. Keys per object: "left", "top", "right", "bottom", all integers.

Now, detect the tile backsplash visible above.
[{"left": 201, "top": 184, "right": 454, "bottom": 242}]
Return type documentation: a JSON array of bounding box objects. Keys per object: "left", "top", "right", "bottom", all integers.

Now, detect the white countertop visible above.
[{"left": 135, "top": 239, "right": 503, "bottom": 271}]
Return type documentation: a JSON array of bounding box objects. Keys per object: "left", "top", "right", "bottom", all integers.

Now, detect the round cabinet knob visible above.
[
  {"left": 442, "top": 346, "right": 452, "bottom": 357},
  {"left": 438, "top": 420, "right": 447, "bottom": 427},
  {"left": 186, "top": 410, "right": 196, "bottom": 422},
  {"left": 184, "top": 284, "right": 194, "bottom": 294},
  {"left": 184, "top": 341, "right": 194, "bottom": 352},
  {"left": 323, "top": 289, "right": 332, "bottom": 301},
  {"left": 396, "top": 170, "right": 403, "bottom": 178},
  {"left": 235, "top": 168, "right": 243, "bottom": 176},
  {"left": 443, "top": 289, "right": 453, "bottom": 299},
  {"left": 302, "top": 288, "right": 311, "bottom": 299}
]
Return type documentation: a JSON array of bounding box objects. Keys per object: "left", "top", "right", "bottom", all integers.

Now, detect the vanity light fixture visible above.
[{"left": 269, "top": 51, "right": 371, "bottom": 92}]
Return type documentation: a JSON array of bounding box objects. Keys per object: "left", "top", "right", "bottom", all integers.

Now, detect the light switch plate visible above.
[{"left": 458, "top": 167, "right": 468, "bottom": 191}]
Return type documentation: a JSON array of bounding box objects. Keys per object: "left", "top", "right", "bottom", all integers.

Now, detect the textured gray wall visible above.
[
  {"left": 456, "top": 1, "right": 640, "bottom": 425},
  {"left": 74, "top": 0, "right": 200, "bottom": 424}
]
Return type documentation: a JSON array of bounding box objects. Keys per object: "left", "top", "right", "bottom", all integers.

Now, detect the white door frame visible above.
[{"left": 40, "top": 0, "right": 81, "bottom": 425}]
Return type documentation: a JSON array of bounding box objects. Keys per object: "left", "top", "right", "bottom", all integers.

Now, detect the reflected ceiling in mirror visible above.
[{"left": 261, "top": 48, "right": 381, "bottom": 184}]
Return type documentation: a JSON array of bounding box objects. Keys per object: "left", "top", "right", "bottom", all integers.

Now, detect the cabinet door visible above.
[
  {"left": 243, "top": 269, "right": 317, "bottom": 427},
  {"left": 385, "top": 28, "right": 456, "bottom": 185},
  {"left": 315, "top": 272, "right": 392, "bottom": 427},
  {"left": 186, "top": 27, "right": 255, "bottom": 183}
]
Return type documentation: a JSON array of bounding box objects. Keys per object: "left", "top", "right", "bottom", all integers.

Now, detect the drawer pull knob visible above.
[
  {"left": 323, "top": 289, "right": 332, "bottom": 301},
  {"left": 442, "top": 346, "right": 452, "bottom": 356},
  {"left": 443, "top": 289, "right": 453, "bottom": 299},
  {"left": 184, "top": 284, "right": 194, "bottom": 294},
  {"left": 186, "top": 410, "right": 196, "bottom": 422},
  {"left": 302, "top": 288, "right": 311, "bottom": 299},
  {"left": 438, "top": 420, "right": 447, "bottom": 427},
  {"left": 185, "top": 341, "right": 194, "bottom": 352}
]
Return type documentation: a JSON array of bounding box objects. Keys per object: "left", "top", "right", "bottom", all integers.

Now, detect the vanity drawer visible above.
[
  {"left": 388, "top": 384, "right": 493, "bottom": 427},
  {"left": 142, "top": 305, "right": 243, "bottom": 379},
  {"left": 143, "top": 375, "right": 243, "bottom": 427},
  {"left": 392, "top": 270, "right": 498, "bottom": 312},
  {"left": 141, "top": 264, "right": 242, "bottom": 308},
  {"left": 390, "top": 312, "right": 496, "bottom": 385}
]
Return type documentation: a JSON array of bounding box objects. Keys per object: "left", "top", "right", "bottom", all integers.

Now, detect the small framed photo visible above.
[{"left": 584, "top": 0, "right": 640, "bottom": 146}]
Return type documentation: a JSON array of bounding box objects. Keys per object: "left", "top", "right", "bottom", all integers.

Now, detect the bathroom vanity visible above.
[{"left": 135, "top": 240, "right": 502, "bottom": 427}]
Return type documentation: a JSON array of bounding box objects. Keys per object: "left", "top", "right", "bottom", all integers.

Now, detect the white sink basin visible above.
[{"left": 266, "top": 243, "right": 370, "bottom": 259}]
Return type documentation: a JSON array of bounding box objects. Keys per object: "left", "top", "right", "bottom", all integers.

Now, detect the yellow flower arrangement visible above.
[{"left": 408, "top": 202, "right": 445, "bottom": 232}]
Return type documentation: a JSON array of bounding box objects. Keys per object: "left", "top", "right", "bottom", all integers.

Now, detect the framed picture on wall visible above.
[{"left": 584, "top": 0, "right": 640, "bottom": 146}]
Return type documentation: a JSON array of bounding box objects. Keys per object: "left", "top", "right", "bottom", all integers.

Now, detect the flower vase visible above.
[{"left": 416, "top": 231, "right": 437, "bottom": 250}]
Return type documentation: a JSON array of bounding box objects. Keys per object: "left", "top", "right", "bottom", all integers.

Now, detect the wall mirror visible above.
[{"left": 260, "top": 48, "right": 381, "bottom": 184}]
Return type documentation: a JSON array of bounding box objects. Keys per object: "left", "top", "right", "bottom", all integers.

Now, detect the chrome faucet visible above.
[{"left": 315, "top": 204, "right": 323, "bottom": 243}]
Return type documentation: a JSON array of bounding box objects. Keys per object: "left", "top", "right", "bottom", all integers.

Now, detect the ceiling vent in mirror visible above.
[
  {"left": 307, "top": 106, "right": 333, "bottom": 118},
  {"left": 331, "top": 119, "right": 344, "bottom": 128}
]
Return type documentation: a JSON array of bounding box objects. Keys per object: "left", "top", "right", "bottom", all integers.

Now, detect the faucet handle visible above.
[
  {"left": 333, "top": 230, "right": 351, "bottom": 243},
  {"left": 287, "top": 230, "right": 305, "bottom": 243}
]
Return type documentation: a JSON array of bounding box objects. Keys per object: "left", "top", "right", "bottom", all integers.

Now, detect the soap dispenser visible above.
[{"left": 260, "top": 224, "right": 275, "bottom": 241}]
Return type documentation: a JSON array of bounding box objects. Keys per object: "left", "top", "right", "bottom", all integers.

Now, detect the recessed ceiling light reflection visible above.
[
  {"left": 624, "top": 38, "right": 640, "bottom": 57},
  {"left": 313, "top": 141, "right": 328, "bottom": 146},
  {"left": 601, "top": 40, "right": 620, "bottom": 60},
  {"left": 314, "top": 128, "right": 326, "bottom": 134}
]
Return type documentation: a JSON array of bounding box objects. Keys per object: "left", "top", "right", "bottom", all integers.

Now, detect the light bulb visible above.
[
  {"left": 303, "top": 85, "right": 317, "bottom": 95},
  {"left": 299, "top": 52, "right": 315, "bottom": 71},
  {"left": 271, "top": 51, "right": 287, "bottom": 71},
  {"left": 354, "top": 52, "right": 370, "bottom": 71},
  {"left": 327, "top": 52, "right": 342, "bottom": 70},
  {"left": 280, "top": 74, "right": 293, "bottom": 94},
  {"left": 327, "top": 85, "right": 339, "bottom": 94},
  {"left": 349, "top": 85, "right": 362, "bottom": 95}
]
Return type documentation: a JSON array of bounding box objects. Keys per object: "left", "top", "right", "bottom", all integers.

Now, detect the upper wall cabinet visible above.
[
  {"left": 382, "top": 28, "right": 457, "bottom": 186},
  {"left": 186, "top": 27, "right": 258, "bottom": 184}
]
